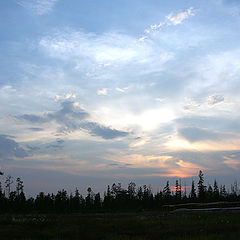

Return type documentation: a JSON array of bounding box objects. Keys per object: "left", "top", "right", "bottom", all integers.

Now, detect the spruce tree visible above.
[
  {"left": 198, "top": 170, "right": 206, "bottom": 202},
  {"left": 190, "top": 180, "right": 196, "bottom": 200}
]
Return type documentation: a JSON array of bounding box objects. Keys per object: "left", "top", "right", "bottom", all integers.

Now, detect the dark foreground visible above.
[{"left": 1, "top": 210, "right": 240, "bottom": 240}]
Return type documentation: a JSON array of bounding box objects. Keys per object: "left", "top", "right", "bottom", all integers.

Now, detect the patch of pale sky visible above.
[{"left": 18, "top": 0, "right": 58, "bottom": 15}]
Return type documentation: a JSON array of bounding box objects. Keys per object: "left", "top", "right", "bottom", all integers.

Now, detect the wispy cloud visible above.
[
  {"left": 18, "top": 0, "right": 58, "bottom": 15},
  {"left": 143, "top": 7, "right": 195, "bottom": 36},
  {"left": 115, "top": 87, "right": 129, "bottom": 93},
  {"left": 166, "top": 7, "right": 195, "bottom": 25},
  {"left": 39, "top": 30, "right": 173, "bottom": 74}
]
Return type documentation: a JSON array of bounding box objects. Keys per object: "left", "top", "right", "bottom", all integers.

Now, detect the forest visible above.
[{"left": 0, "top": 170, "right": 240, "bottom": 213}]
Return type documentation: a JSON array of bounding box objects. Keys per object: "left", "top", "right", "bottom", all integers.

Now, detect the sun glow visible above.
[{"left": 93, "top": 107, "right": 175, "bottom": 132}]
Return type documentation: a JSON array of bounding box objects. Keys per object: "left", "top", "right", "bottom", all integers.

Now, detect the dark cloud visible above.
[
  {"left": 25, "top": 145, "right": 40, "bottom": 151},
  {"left": 56, "top": 138, "right": 64, "bottom": 144},
  {"left": 20, "top": 114, "right": 47, "bottom": 123},
  {"left": 19, "top": 100, "right": 89, "bottom": 125},
  {"left": 28, "top": 128, "right": 44, "bottom": 131},
  {"left": 0, "top": 135, "right": 28, "bottom": 159},
  {"left": 46, "top": 138, "right": 65, "bottom": 150},
  {"left": 176, "top": 116, "right": 240, "bottom": 133},
  {"left": 47, "top": 100, "right": 89, "bottom": 124},
  {"left": 178, "top": 127, "right": 219, "bottom": 142},
  {"left": 17, "top": 100, "right": 129, "bottom": 140},
  {"left": 80, "top": 122, "right": 128, "bottom": 139}
]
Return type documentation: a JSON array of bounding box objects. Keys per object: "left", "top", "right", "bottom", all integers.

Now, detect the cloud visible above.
[
  {"left": 208, "top": 94, "right": 225, "bottom": 105},
  {"left": 18, "top": 0, "right": 58, "bottom": 15},
  {"left": 17, "top": 100, "right": 129, "bottom": 139},
  {"left": 155, "top": 98, "right": 165, "bottom": 102},
  {"left": 45, "top": 138, "right": 64, "bottom": 150},
  {"left": 80, "top": 122, "right": 128, "bottom": 139},
  {"left": 28, "top": 128, "right": 44, "bottom": 131},
  {"left": 116, "top": 87, "right": 128, "bottom": 93},
  {"left": 39, "top": 29, "right": 173, "bottom": 74},
  {"left": 0, "top": 135, "right": 28, "bottom": 159},
  {"left": 223, "top": 155, "right": 240, "bottom": 170},
  {"left": 143, "top": 7, "right": 195, "bottom": 35},
  {"left": 20, "top": 114, "right": 47, "bottom": 124},
  {"left": 166, "top": 7, "right": 195, "bottom": 25},
  {"left": 97, "top": 88, "right": 108, "bottom": 96},
  {"left": 55, "top": 93, "right": 76, "bottom": 101},
  {"left": 178, "top": 127, "right": 220, "bottom": 142}
]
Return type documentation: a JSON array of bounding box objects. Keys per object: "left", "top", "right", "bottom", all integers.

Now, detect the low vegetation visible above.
[{"left": 0, "top": 210, "right": 240, "bottom": 239}]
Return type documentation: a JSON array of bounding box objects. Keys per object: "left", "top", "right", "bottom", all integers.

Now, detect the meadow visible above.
[{"left": 1, "top": 209, "right": 240, "bottom": 240}]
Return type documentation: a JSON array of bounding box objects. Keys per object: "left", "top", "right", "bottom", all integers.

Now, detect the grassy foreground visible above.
[{"left": 1, "top": 210, "right": 240, "bottom": 240}]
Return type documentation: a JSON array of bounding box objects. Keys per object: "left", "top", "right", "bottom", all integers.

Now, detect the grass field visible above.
[{"left": 1, "top": 210, "right": 240, "bottom": 240}]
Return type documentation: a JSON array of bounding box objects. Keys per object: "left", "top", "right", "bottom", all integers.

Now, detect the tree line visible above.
[{"left": 0, "top": 170, "right": 239, "bottom": 213}]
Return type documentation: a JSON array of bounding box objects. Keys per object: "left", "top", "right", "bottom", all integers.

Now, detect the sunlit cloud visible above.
[
  {"left": 165, "top": 136, "right": 240, "bottom": 152},
  {"left": 223, "top": 156, "right": 240, "bottom": 170},
  {"left": 105, "top": 153, "right": 173, "bottom": 169}
]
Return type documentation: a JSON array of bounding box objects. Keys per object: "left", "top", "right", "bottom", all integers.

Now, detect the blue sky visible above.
[{"left": 1, "top": 0, "right": 240, "bottom": 195}]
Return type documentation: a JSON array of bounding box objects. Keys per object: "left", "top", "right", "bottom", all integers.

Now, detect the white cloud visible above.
[
  {"left": 155, "top": 98, "right": 165, "bottom": 102},
  {"left": 166, "top": 7, "right": 195, "bottom": 25},
  {"left": 39, "top": 30, "right": 173, "bottom": 73},
  {"left": 18, "top": 0, "right": 58, "bottom": 15},
  {"left": 143, "top": 7, "right": 195, "bottom": 36},
  {"left": 0, "top": 85, "right": 16, "bottom": 95},
  {"left": 55, "top": 93, "right": 76, "bottom": 101},
  {"left": 116, "top": 87, "right": 128, "bottom": 93},
  {"left": 97, "top": 88, "right": 108, "bottom": 96}
]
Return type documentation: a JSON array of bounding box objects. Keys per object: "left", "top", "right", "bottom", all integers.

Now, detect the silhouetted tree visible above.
[
  {"left": 128, "top": 182, "right": 136, "bottom": 200},
  {"left": 213, "top": 179, "right": 219, "bottom": 201},
  {"left": 190, "top": 180, "right": 197, "bottom": 200},
  {"left": 163, "top": 181, "right": 171, "bottom": 203},
  {"left": 86, "top": 187, "right": 94, "bottom": 209},
  {"left": 175, "top": 180, "right": 182, "bottom": 201},
  {"left": 16, "top": 177, "right": 24, "bottom": 196},
  {"left": 103, "top": 185, "right": 112, "bottom": 210},
  {"left": 1, "top": 171, "right": 240, "bottom": 214},
  {"left": 137, "top": 186, "right": 143, "bottom": 201},
  {"left": 220, "top": 185, "right": 227, "bottom": 200},
  {"left": 207, "top": 185, "right": 213, "bottom": 201},
  {"left": 94, "top": 192, "right": 101, "bottom": 209},
  {"left": 198, "top": 170, "right": 206, "bottom": 202},
  {"left": 5, "top": 175, "right": 13, "bottom": 197},
  {"left": 55, "top": 189, "right": 68, "bottom": 212}
]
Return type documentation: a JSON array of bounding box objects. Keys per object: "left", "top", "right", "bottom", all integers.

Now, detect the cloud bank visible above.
[{"left": 18, "top": 99, "right": 129, "bottom": 140}]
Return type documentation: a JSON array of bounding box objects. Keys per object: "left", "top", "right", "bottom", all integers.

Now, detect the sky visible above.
[{"left": 1, "top": 0, "right": 240, "bottom": 196}]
